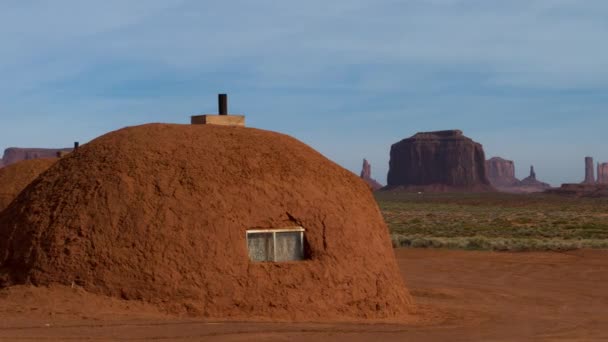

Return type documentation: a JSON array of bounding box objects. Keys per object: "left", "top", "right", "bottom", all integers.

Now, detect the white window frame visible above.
[{"left": 246, "top": 226, "right": 305, "bottom": 262}]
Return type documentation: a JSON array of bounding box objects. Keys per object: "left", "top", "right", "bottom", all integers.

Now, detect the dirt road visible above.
[{"left": 1, "top": 249, "right": 606, "bottom": 341}]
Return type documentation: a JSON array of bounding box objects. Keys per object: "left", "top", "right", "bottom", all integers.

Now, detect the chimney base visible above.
[{"left": 191, "top": 114, "right": 245, "bottom": 127}]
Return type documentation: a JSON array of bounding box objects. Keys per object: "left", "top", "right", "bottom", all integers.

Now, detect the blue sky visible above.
[{"left": 1, "top": 0, "right": 607, "bottom": 186}]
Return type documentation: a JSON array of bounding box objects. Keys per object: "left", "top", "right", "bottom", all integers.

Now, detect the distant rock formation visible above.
[
  {"left": 385, "top": 130, "right": 494, "bottom": 192},
  {"left": 583, "top": 156, "right": 595, "bottom": 184},
  {"left": 549, "top": 157, "right": 608, "bottom": 197},
  {"left": 519, "top": 165, "right": 551, "bottom": 190},
  {"left": 486, "top": 157, "right": 518, "bottom": 187},
  {"left": 485, "top": 158, "right": 551, "bottom": 193},
  {"left": 598, "top": 163, "right": 608, "bottom": 184},
  {"left": 359, "top": 158, "right": 383, "bottom": 191},
  {"left": 1, "top": 147, "right": 72, "bottom": 168},
  {"left": 528, "top": 165, "right": 536, "bottom": 179}
]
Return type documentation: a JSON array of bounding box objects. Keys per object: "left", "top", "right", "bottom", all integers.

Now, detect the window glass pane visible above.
[
  {"left": 247, "top": 232, "right": 274, "bottom": 262},
  {"left": 275, "top": 231, "right": 304, "bottom": 261}
]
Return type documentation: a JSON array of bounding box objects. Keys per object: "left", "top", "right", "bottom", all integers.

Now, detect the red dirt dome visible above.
[
  {"left": 0, "top": 158, "right": 57, "bottom": 212},
  {"left": 0, "top": 124, "right": 412, "bottom": 322}
]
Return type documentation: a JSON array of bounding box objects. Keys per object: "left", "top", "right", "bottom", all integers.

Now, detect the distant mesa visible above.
[
  {"left": 485, "top": 157, "right": 551, "bottom": 193},
  {"left": 384, "top": 130, "right": 494, "bottom": 192},
  {"left": 1, "top": 147, "right": 73, "bottom": 168},
  {"left": 485, "top": 157, "right": 519, "bottom": 188},
  {"left": 360, "top": 158, "right": 383, "bottom": 191}
]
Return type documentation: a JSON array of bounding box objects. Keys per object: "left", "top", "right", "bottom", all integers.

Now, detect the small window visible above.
[{"left": 247, "top": 227, "right": 305, "bottom": 262}]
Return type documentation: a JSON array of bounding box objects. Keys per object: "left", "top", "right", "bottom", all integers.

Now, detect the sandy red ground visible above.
[{"left": 0, "top": 248, "right": 606, "bottom": 341}]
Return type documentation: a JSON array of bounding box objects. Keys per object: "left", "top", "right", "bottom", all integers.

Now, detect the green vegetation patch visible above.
[{"left": 377, "top": 192, "right": 608, "bottom": 251}]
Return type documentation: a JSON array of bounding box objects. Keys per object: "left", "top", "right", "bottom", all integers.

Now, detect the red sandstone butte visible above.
[
  {"left": 385, "top": 130, "right": 494, "bottom": 192},
  {"left": 485, "top": 157, "right": 519, "bottom": 188},
  {"left": 583, "top": 156, "right": 595, "bottom": 184},
  {"left": 485, "top": 157, "right": 551, "bottom": 193},
  {"left": 597, "top": 162, "right": 608, "bottom": 184}
]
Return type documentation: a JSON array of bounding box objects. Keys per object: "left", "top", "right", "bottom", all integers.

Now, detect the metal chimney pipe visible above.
[{"left": 218, "top": 94, "right": 228, "bottom": 115}]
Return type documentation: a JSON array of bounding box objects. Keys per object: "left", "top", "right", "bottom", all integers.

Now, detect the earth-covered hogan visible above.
[{"left": 0, "top": 123, "right": 412, "bottom": 322}]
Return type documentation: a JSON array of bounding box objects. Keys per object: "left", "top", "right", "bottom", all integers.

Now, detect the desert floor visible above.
[{"left": 1, "top": 248, "right": 606, "bottom": 341}]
